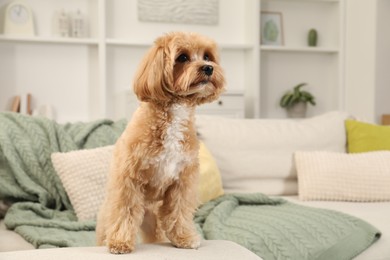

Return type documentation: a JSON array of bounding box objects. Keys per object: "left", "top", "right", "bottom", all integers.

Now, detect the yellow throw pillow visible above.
[
  {"left": 346, "top": 119, "right": 390, "bottom": 153},
  {"left": 198, "top": 142, "right": 224, "bottom": 204}
]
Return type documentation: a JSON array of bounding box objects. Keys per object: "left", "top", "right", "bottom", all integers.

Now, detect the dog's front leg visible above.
[
  {"left": 105, "top": 178, "right": 145, "bottom": 254},
  {"left": 159, "top": 164, "right": 201, "bottom": 249}
]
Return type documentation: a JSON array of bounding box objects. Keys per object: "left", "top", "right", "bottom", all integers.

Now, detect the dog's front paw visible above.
[
  {"left": 108, "top": 240, "right": 135, "bottom": 254},
  {"left": 169, "top": 232, "right": 201, "bottom": 249}
]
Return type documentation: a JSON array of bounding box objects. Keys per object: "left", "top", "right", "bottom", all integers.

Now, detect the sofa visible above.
[{"left": 0, "top": 111, "right": 389, "bottom": 260}]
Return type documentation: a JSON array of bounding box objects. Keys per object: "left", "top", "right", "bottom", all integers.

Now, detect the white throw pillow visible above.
[
  {"left": 51, "top": 146, "right": 114, "bottom": 221},
  {"left": 295, "top": 151, "right": 390, "bottom": 202},
  {"left": 196, "top": 111, "right": 350, "bottom": 195}
]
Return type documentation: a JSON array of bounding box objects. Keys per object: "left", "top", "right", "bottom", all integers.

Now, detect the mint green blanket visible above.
[
  {"left": 0, "top": 112, "right": 381, "bottom": 259},
  {"left": 195, "top": 194, "right": 380, "bottom": 260},
  {"left": 0, "top": 112, "right": 126, "bottom": 248}
]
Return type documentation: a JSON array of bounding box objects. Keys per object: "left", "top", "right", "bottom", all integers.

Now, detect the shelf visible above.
[
  {"left": 106, "top": 38, "right": 253, "bottom": 50},
  {"left": 262, "top": 0, "right": 339, "bottom": 3},
  {"left": 106, "top": 39, "right": 151, "bottom": 47},
  {"left": 219, "top": 44, "right": 254, "bottom": 50},
  {"left": 0, "top": 35, "right": 99, "bottom": 45},
  {"left": 222, "top": 90, "right": 245, "bottom": 96},
  {"left": 260, "top": 45, "right": 339, "bottom": 53}
]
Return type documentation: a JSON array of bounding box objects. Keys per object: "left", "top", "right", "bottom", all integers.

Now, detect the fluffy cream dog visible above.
[{"left": 96, "top": 32, "right": 225, "bottom": 254}]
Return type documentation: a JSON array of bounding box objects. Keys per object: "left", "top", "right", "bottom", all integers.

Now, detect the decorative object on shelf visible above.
[
  {"left": 308, "top": 28, "right": 318, "bottom": 47},
  {"left": 261, "top": 11, "right": 284, "bottom": 46},
  {"left": 32, "top": 104, "right": 55, "bottom": 119},
  {"left": 53, "top": 9, "right": 70, "bottom": 37},
  {"left": 52, "top": 9, "right": 87, "bottom": 38},
  {"left": 3, "top": 0, "right": 35, "bottom": 36},
  {"left": 138, "top": 0, "right": 219, "bottom": 25},
  {"left": 19, "top": 93, "right": 32, "bottom": 115},
  {"left": 11, "top": 95, "right": 21, "bottom": 112},
  {"left": 70, "top": 10, "right": 86, "bottom": 38},
  {"left": 382, "top": 114, "right": 390, "bottom": 125},
  {"left": 279, "top": 83, "right": 316, "bottom": 118},
  {"left": 10, "top": 93, "right": 32, "bottom": 114}
]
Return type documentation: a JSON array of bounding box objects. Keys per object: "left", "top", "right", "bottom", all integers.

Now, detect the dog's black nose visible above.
[{"left": 201, "top": 65, "right": 213, "bottom": 76}]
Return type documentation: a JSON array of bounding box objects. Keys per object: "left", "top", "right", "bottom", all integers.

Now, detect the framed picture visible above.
[{"left": 261, "top": 11, "right": 284, "bottom": 46}]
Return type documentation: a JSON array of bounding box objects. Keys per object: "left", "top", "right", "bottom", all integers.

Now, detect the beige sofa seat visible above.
[
  {"left": 0, "top": 220, "right": 34, "bottom": 252},
  {"left": 0, "top": 240, "right": 262, "bottom": 260}
]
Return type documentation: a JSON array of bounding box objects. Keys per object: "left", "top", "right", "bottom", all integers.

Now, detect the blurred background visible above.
[{"left": 0, "top": 0, "right": 389, "bottom": 123}]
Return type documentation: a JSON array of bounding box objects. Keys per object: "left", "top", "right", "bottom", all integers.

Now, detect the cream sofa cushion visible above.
[
  {"left": 196, "top": 111, "right": 350, "bottom": 195},
  {"left": 295, "top": 151, "right": 390, "bottom": 202}
]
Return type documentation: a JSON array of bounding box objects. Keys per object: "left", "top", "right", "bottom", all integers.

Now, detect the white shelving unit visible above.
[
  {"left": 0, "top": 0, "right": 345, "bottom": 122},
  {"left": 260, "top": 45, "right": 339, "bottom": 53},
  {"left": 0, "top": 35, "right": 99, "bottom": 45},
  {"left": 0, "top": 0, "right": 253, "bottom": 122},
  {"left": 259, "top": 0, "right": 345, "bottom": 118}
]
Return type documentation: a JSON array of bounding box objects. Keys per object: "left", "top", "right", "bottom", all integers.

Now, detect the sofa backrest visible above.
[{"left": 196, "top": 111, "right": 351, "bottom": 195}]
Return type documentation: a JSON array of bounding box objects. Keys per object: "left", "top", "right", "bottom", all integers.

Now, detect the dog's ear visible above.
[{"left": 133, "top": 44, "right": 172, "bottom": 102}]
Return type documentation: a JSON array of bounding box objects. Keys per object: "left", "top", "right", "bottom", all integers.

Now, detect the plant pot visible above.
[
  {"left": 286, "top": 102, "right": 307, "bottom": 118},
  {"left": 308, "top": 29, "right": 318, "bottom": 47}
]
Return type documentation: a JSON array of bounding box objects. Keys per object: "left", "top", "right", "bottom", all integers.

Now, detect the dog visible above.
[{"left": 96, "top": 32, "right": 225, "bottom": 254}]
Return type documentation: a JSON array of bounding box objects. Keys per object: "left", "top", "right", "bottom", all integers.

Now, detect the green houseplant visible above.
[{"left": 279, "top": 83, "right": 316, "bottom": 118}]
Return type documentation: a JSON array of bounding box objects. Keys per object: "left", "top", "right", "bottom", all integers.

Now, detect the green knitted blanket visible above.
[
  {"left": 194, "top": 193, "right": 381, "bottom": 260},
  {"left": 0, "top": 112, "right": 126, "bottom": 248}
]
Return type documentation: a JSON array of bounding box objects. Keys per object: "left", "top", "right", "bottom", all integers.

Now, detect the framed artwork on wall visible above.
[
  {"left": 261, "top": 11, "right": 284, "bottom": 46},
  {"left": 138, "top": 0, "right": 219, "bottom": 25}
]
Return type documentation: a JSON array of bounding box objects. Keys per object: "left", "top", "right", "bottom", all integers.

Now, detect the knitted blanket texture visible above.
[
  {"left": 0, "top": 112, "right": 381, "bottom": 259},
  {"left": 0, "top": 112, "right": 126, "bottom": 248},
  {"left": 195, "top": 194, "right": 380, "bottom": 260}
]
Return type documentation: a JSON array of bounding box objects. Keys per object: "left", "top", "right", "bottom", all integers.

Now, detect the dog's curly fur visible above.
[{"left": 96, "top": 32, "right": 225, "bottom": 254}]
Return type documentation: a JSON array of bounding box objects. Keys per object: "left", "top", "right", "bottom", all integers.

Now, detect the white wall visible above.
[
  {"left": 344, "top": 0, "right": 377, "bottom": 122},
  {"left": 375, "top": 0, "right": 390, "bottom": 123},
  {"left": 345, "top": 0, "right": 390, "bottom": 123}
]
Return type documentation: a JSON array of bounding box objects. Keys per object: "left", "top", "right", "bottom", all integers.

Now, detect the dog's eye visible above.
[
  {"left": 176, "top": 54, "right": 189, "bottom": 63},
  {"left": 203, "top": 53, "right": 210, "bottom": 61}
]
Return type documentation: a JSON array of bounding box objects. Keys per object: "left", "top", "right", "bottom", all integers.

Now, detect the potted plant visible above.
[{"left": 279, "top": 83, "right": 316, "bottom": 118}]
